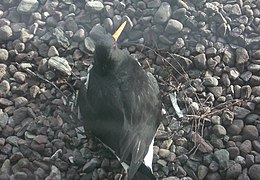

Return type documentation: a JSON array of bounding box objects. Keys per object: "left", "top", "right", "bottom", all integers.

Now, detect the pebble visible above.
[
  {"left": 48, "top": 46, "right": 59, "bottom": 57},
  {"left": 165, "top": 19, "right": 183, "bottom": 34},
  {"left": 233, "top": 106, "right": 251, "bottom": 119},
  {"left": 245, "top": 154, "right": 254, "bottom": 167},
  {"left": 227, "top": 146, "right": 240, "bottom": 159},
  {"left": 17, "top": 0, "right": 39, "bottom": 13},
  {"left": 248, "top": 164, "right": 260, "bottom": 180},
  {"left": 203, "top": 76, "right": 218, "bottom": 86},
  {"left": 0, "top": 0, "right": 258, "bottom": 179},
  {"left": 0, "top": 49, "right": 9, "bottom": 61},
  {"left": 154, "top": 2, "right": 172, "bottom": 24},
  {"left": 0, "top": 25, "right": 13, "bottom": 40},
  {"left": 14, "top": 96, "right": 28, "bottom": 108},
  {"left": 240, "top": 140, "right": 252, "bottom": 156},
  {"left": 226, "top": 163, "right": 242, "bottom": 179},
  {"left": 0, "top": 80, "right": 10, "bottom": 97},
  {"left": 159, "top": 148, "right": 170, "bottom": 158},
  {"left": 208, "top": 86, "right": 223, "bottom": 98},
  {"left": 84, "top": 37, "right": 95, "bottom": 53},
  {"left": 13, "top": 72, "right": 26, "bottom": 83},
  {"left": 197, "top": 165, "right": 208, "bottom": 180},
  {"left": 227, "top": 119, "right": 243, "bottom": 135},
  {"left": 224, "top": 4, "right": 242, "bottom": 15},
  {"left": 194, "top": 54, "right": 207, "bottom": 69},
  {"left": 45, "top": 165, "right": 61, "bottom": 180},
  {"left": 252, "top": 86, "right": 260, "bottom": 96},
  {"left": 48, "top": 56, "right": 72, "bottom": 76},
  {"left": 242, "top": 125, "right": 259, "bottom": 141},
  {"left": 212, "top": 125, "right": 226, "bottom": 137},
  {"left": 213, "top": 149, "right": 229, "bottom": 169},
  {"left": 13, "top": 107, "right": 28, "bottom": 125},
  {"left": 83, "top": 158, "right": 101, "bottom": 173}
]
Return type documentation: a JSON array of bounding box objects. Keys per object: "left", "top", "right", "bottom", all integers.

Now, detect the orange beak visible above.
[{"left": 113, "top": 21, "right": 127, "bottom": 42}]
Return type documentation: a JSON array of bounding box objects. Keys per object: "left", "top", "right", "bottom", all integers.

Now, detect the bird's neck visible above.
[{"left": 94, "top": 48, "right": 126, "bottom": 76}]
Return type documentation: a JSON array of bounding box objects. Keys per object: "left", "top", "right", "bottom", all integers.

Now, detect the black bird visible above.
[{"left": 78, "top": 22, "right": 161, "bottom": 180}]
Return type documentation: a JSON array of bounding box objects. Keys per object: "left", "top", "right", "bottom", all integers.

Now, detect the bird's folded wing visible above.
[{"left": 117, "top": 63, "right": 161, "bottom": 179}]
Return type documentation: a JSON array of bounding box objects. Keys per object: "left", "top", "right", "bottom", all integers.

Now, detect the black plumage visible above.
[{"left": 78, "top": 23, "right": 161, "bottom": 179}]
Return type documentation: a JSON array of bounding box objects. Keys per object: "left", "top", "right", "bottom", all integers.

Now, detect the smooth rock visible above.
[
  {"left": 242, "top": 125, "right": 259, "bottom": 141},
  {"left": 48, "top": 56, "right": 72, "bottom": 76},
  {"left": 0, "top": 49, "right": 9, "bottom": 61},
  {"left": 240, "top": 140, "right": 252, "bottom": 156},
  {"left": 154, "top": 2, "right": 172, "bottom": 24},
  {"left": 17, "top": 0, "right": 39, "bottom": 13},
  {"left": 213, "top": 149, "right": 229, "bottom": 169},
  {"left": 248, "top": 164, "right": 260, "bottom": 180},
  {"left": 165, "top": 19, "right": 183, "bottom": 34}
]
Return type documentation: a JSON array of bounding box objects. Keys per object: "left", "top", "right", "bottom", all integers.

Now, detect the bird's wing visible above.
[{"left": 116, "top": 59, "right": 161, "bottom": 179}]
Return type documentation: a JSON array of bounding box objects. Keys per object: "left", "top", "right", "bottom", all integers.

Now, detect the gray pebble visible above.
[
  {"left": 45, "top": 165, "right": 61, "bottom": 180},
  {"left": 13, "top": 107, "right": 28, "bottom": 125},
  {"left": 209, "top": 161, "right": 219, "bottom": 172},
  {"left": 240, "top": 140, "right": 252, "bottom": 156},
  {"left": 65, "top": 17, "right": 78, "bottom": 33},
  {"left": 48, "top": 46, "right": 59, "bottom": 57},
  {"left": 227, "top": 146, "right": 240, "bottom": 159},
  {"left": 249, "top": 75, "right": 260, "bottom": 86},
  {"left": 82, "top": 158, "right": 101, "bottom": 172},
  {"left": 194, "top": 54, "right": 207, "bottom": 70},
  {"left": 13, "top": 72, "right": 26, "bottom": 83},
  {"left": 233, "top": 106, "right": 251, "bottom": 119},
  {"left": 226, "top": 163, "right": 242, "bottom": 179},
  {"left": 0, "top": 25, "right": 13, "bottom": 40},
  {"left": 0, "top": 80, "right": 10, "bottom": 97},
  {"left": 17, "top": 0, "right": 39, "bottom": 13},
  {"left": 0, "top": 49, "right": 9, "bottom": 61},
  {"left": 154, "top": 2, "right": 172, "bottom": 24},
  {"left": 103, "top": 18, "right": 113, "bottom": 33},
  {"left": 236, "top": 47, "right": 249, "bottom": 66},
  {"left": 253, "top": 140, "right": 260, "bottom": 153},
  {"left": 197, "top": 165, "right": 208, "bottom": 180},
  {"left": 14, "top": 97, "right": 28, "bottom": 108},
  {"left": 53, "top": 28, "right": 70, "bottom": 49},
  {"left": 73, "top": 28, "right": 85, "bottom": 42},
  {"left": 240, "top": 85, "right": 252, "bottom": 99},
  {"left": 165, "top": 19, "right": 183, "bottom": 34},
  {"left": 85, "top": 1, "right": 104, "bottom": 12},
  {"left": 224, "top": 4, "right": 242, "bottom": 15},
  {"left": 248, "top": 164, "right": 260, "bottom": 180},
  {"left": 48, "top": 56, "right": 72, "bottom": 76},
  {"left": 248, "top": 63, "right": 260, "bottom": 73},
  {"left": 240, "top": 71, "right": 252, "bottom": 82},
  {"left": 213, "top": 149, "right": 229, "bottom": 169},
  {"left": 20, "top": 29, "right": 33, "bottom": 43},
  {"left": 223, "top": 49, "right": 235, "bottom": 66},
  {"left": 212, "top": 125, "right": 226, "bottom": 137},
  {"left": 229, "top": 68, "right": 240, "bottom": 80},
  {"left": 208, "top": 86, "right": 222, "bottom": 98},
  {"left": 84, "top": 37, "right": 95, "bottom": 53},
  {"left": 203, "top": 76, "right": 218, "bottom": 86},
  {"left": 159, "top": 148, "right": 170, "bottom": 158},
  {"left": 104, "top": 5, "right": 114, "bottom": 18},
  {"left": 245, "top": 113, "right": 259, "bottom": 124},
  {"left": 242, "top": 125, "right": 259, "bottom": 141}
]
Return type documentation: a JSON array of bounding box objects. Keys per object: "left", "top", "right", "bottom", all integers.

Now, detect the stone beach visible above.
[{"left": 0, "top": 0, "right": 259, "bottom": 180}]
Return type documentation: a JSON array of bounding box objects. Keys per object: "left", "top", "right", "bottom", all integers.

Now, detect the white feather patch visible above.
[{"left": 143, "top": 138, "right": 154, "bottom": 171}]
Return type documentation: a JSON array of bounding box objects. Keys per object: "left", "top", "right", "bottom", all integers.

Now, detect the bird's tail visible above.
[{"left": 131, "top": 163, "right": 156, "bottom": 180}]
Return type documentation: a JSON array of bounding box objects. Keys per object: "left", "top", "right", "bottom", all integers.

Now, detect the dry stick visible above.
[{"left": 22, "top": 67, "right": 68, "bottom": 101}]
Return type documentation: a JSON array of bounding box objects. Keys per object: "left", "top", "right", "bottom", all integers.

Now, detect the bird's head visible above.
[{"left": 93, "top": 21, "right": 127, "bottom": 76}]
